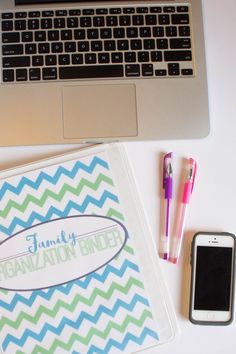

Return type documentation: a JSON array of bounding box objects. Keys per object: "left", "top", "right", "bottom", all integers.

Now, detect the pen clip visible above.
[
  {"left": 163, "top": 152, "right": 173, "bottom": 198},
  {"left": 187, "top": 158, "right": 197, "bottom": 193}
]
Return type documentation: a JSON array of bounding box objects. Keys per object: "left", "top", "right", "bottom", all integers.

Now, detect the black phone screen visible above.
[{"left": 194, "top": 246, "right": 232, "bottom": 311}]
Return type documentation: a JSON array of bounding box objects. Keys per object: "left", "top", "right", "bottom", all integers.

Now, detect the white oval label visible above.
[{"left": 0, "top": 215, "right": 128, "bottom": 291}]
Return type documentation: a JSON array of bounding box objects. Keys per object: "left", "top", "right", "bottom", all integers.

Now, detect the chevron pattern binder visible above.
[{"left": 0, "top": 143, "right": 177, "bottom": 353}]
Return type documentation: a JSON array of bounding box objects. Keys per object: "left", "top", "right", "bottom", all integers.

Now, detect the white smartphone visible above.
[{"left": 189, "top": 232, "right": 236, "bottom": 325}]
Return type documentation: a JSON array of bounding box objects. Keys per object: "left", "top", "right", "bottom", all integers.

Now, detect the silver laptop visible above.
[{"left": 0, "top": 0, "right": 209, "bottom": 146}]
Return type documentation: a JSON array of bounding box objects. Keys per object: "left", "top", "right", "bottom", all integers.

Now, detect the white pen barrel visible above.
[
  {"left": 171, "top": 203, "right": 188, "bottom": 263},
  {"left": 160, "top": 198, "right": 171, "bottom": 259}
]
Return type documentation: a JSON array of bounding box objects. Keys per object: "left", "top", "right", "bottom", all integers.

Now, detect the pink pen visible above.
[
  {"left": 171, "top": 158, "right": 197, "bottom": 264},
  {"left": 161, "top": 152, "right": 173, "bottom": 260}
]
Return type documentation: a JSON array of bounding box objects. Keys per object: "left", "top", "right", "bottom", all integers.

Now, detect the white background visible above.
[{"left": 1, "top": 0, "right": 236, "bottom": 353}]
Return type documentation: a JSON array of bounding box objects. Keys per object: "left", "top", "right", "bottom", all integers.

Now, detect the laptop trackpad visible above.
[{"left": 62, "top": 84, "right": 138, "bottom": 140}]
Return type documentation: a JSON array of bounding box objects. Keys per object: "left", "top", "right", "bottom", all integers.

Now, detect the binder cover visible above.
[{"left": 0, "top": 143, "right": 177, "bottom": 353}]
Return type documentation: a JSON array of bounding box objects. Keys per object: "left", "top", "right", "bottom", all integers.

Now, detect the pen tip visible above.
[
  {"left": 163, "top": 253, "right": 168, "bottom": 260},
  {"left": 165, "top": 152, "right": 173, "bottom": 159}
]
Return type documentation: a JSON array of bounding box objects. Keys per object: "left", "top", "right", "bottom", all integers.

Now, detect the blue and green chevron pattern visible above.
[{"left": 0, "top": 150, "right": 159, "bottom": 353}]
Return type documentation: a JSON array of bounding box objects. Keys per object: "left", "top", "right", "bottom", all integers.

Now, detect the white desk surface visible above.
[{"left": 1, "top": 0, "right": 236, "bottom": 353}]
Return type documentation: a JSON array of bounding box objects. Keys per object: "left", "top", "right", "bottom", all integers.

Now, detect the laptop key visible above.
[
  {"left": 120, "top": 16, "right": 131, "bottom": 26},
  {"left": 127, "top": 27, "right": 138, "bottom": 38},
  {"left": 137, "top": 7, "right": 148, "bottom": 14},
  {"left": 2, "top": 13, "right": 13, "bottom": 19},
  {"left": 48, "top": 30, "right": 59, "bottom": 41},
  {"left": 80, "top": 17, "right": 92, "bottom": 27},
  {"left": 59, "top": 54, "right": 70, "bottom": 65},
  {"left": 69, "top": 9, "right": 81, "bottom": 16},
  {"left": 130, "top": 39, "right": 142, "bottom": 50},
  {"left": 164, "top": 7, "right": 175, "bottom": 13},
  {"left": 166, "top": 26, "right": 177, "bottom": 37},
  {"left": 28, "top": 11, "right": 40, "bottom": 18},
  {"left": 43, "top": 67, "right": 57, "bottom": 80},
  {"left": 35, "top": 31, "right": 46, "bottom": 42},
  {"left": 78, "top": 41, "right": 89, "bottom": 52},
  {"left": 171, "top": 14, "right": 189, "bottom": 24},
  {"left": 16, "top": 68, "right": 28, "bottom": 81},
  {"left": 2, "top": 32, "right": 20, "bottom": 43},
  {"left": 3, "top": 56, "right": 30, "bottom": 68},
  {"left": 42, "top": 11, "right": 54, "bottom": 17},
  {"left": 87, "top": 29, "right": 99, "bottom": 39},
  {"left": 74, "top": 29, "right": 86, "bottom": 40},
  {"left": 59, "top": 65, "right": 124, "bottom": 79},
  {"left": 143, "top": 39, "right": 155, "bottom": 50},
  {"left": 56, "top": 10, "right": 68, "bottom": 16},
  {"left": 61, "top": 30, "right": 72, "bottom": 40},
  {"left": 182, "top": 68, "right": 193, "bottom": 75},
  {"left": 110, "top": 8, "right": 122, "bottom": 14},
  {"left": 85, "top": 53, "right": 97, "bottom": 64},
  {"left": 145, "top": 15, "right": 157, "bottom": 26},
  {"left": 2, "top": 20, "right": 13, "bottom": 31},
  {"left": 140, "top": 27, "right": 151, "bottom": 38},
  {"left": 106, "top": 16, "right": 118, "bottom": 26},
  {"left": 164, "top": 50, "right": 192, "bottom": 61},
  {"left": 111, "top": 52, "right": 123, "bottom": 63},
  {"left": 45, "top": 55, "right": 57, "bottom": 66},
  {"left": 91, "top": 41, "right": 103, "bottom": 51},
  {"left": 22, "top": 31, "right": 33, "bottom": 42},
  {"left": 153, "top": 26, "right": 164, "bottom": 37},
  {"left": 138, "top": 51, "right": 149, "bottom": 62},
  {"left": 15, "top": 20, "right": 26, "bottom": 31},
  {"left": 179, "top": 26, "right": 190, "bottom": 36},
  {"left": 117, "top": 39, "right": 129, "bottom": 50},
  {"left": 72, "top": 54, "right": 83, "bottom": 64},
  {"left": 156, "top": 39, "right": 168, "bottom": 49},
  {"left": 114, "top": 28, "right": 125, "bottom": 38},
  {"left": 28, "top": 19, "right": 39, "bottom": 30},
  {"left": 150, "top": 7, "right": 162, "bottom": 14},
  {"left": 67, "top": 17, "right": 79, "bottom": 28},
  {"left": 170, "top": 38, "right": 191, "bottom": 49},
  {"left": 54, "top": 18, "right": 66, "bottom": 28},
  {"left": 132, "top": 15, "right": 144, "bottom": 26},
  {"left": 25, "top": 43, "right": 37, "bottom": 54},
  {"left": 93, "top": 16, "right": 105, "bottom": 27},
  {"left": 142, "top": 63, "right": 154, "bottom": 76},
  {"left": 64, "top": 41, "right": 76, "bottom": 52},
  {"left": 177, "top": 6, "right": 189, "bottom": 13},
  {"left": 32, "top": 55, "right": 44, "bottom": 66},
  {"left": 15, "top": 12, "right": 27, "bottom": 18},
  {"left": 41, "top": 18, "right": 53, "bottom": 29},
  {"left": 151, "top": 51, "right": 162, "bottom": 62},
  {"left": 39, "top": 42, "right": 50, "bottom": 53},
  {"left": 104, "top": 40, "right": 116, "bottom": 51},
  {"left": 98, "top": 53, "right": 110, "bottom": 63},
  {"left": 83, "top": 9, "right": 94, "bottom": 16},
  {"left": 2, "top": 44, "right": 23, "bottom": 55},
  {"left": 125, "top": 64, "right": 140, "bottom": 77},
  {"left": 169, "top": 68, "right": 180, "bottom": 76},
  {"left": 168, "top": 63, "right": 180, "bottom": 75},
  {"left": 96, "top": 9, "right": 108, "bottom": 15},
  {"left": 2, "top": 69, "right": 14, "bottom": 82},
  {"left": 125, "top": 52, "right": 136, "bottom": 63},
  {"left": 101, "top": 28, "right": 112, "bottom": 39},
  {"left": 123, "top": 8, "right": 135, "bottom": 14},
  {"left": 155, "top": 69, "right": 167, "bottom": 76},
  {"left": 159, "top": 15, "right": 170, "bottom": 25}
]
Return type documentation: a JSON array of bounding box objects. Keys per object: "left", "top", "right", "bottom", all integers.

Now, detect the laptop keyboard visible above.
[{"left": 1, "top": 5, "right": 194, "bottom": 83}]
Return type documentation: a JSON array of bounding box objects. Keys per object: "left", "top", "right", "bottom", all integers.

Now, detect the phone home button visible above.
[{"left": 206, "top": 312, "right": 215, "bottom": 321}]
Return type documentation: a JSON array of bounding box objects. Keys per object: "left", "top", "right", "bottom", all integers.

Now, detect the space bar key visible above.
[{"left": 59, "top": 65, "right": 124, "bottom": 79}]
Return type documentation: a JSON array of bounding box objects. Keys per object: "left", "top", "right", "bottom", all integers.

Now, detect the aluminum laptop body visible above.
[{"left": 0, "top": 0, "right": 209, "bottom": 146}]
